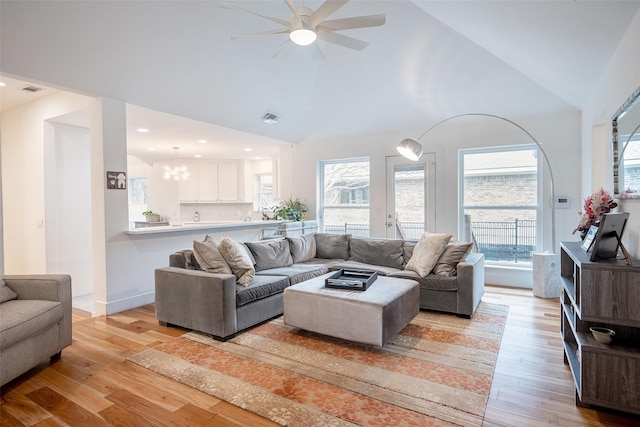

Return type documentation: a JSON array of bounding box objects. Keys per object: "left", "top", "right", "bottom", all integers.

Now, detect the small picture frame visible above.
[{"left": 581, "top": 225, "right": 598, "bottom": 252}]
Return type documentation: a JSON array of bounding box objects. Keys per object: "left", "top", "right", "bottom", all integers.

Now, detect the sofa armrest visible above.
[
  {"left": 455, "top": 253, "right": 485, "bottom": 317},
  {"left": 154, "top": 267, "right": 238, "bottom": 338},
  {"left": 2, "top": 274, "right": 72, "bottom": 347}
]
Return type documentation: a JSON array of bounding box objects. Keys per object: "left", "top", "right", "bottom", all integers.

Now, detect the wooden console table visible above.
[{"left": 560, "top": 241, "right": 640, "bottom": 415}]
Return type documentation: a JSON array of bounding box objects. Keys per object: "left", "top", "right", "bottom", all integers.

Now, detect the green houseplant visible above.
[
  {"left": 272, "top": 196, "right": 307, "bottom": 221},
  {"left": 142, "top": 210, "right": 161, "bottom": 222}
]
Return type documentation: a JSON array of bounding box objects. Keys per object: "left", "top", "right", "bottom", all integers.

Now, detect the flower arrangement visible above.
[{"left": 573, "top": 188, "right": 617, "bottom": 234}]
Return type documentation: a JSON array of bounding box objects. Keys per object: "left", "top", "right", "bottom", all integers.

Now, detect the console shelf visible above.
[{"left": 560, "top": 242, "right": 640, "bottom": 415}]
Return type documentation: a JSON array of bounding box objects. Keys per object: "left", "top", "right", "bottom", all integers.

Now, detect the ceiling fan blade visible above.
[
  {"left": 317, "top": 14, "right": 386, "bottom": 31},
  {"left": 309, "top": 43, "right": 325, "bottom": 61},
  {"left": 283, "top": 0, "right": 301, "bottom": 26},
  {"left": 220, "top": 2, "right": 290, "bottom": 27},
  {"left": 230, "top": 28, "right": 289, "bottom": 39},
  {"left": 268, "top": 39, "right": 291, "bottom": 58},
  {"left": 317, "top": 31, "right": 369, "bottom": 50},
  {"left": 310, "top": 0, "right": 349, "bottom": 28}
]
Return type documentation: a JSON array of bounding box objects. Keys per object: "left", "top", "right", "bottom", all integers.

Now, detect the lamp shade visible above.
[{"left": 396, "top": 138, "right": 423, "bottom": 161}]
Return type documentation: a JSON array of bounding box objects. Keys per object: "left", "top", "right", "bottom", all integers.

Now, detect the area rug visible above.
[{"left": 128, "top": 302, "right": 508, "bottom": 427}]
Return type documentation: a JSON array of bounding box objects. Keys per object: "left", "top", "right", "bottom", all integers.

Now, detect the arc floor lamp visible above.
[{"left": 397, "top": 113, "right": 557, "bottom": 251}]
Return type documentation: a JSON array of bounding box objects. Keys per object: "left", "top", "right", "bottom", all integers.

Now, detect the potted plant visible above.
[
  {"left": 272, "top": 196, "right": 307, "bottom": 221},
  {"left": 142, "top": 210, "right": 161, "bottom": 222}
]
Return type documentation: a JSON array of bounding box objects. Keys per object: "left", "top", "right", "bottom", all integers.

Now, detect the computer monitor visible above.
[{"left": 590, "top": 212, "right": 630, "bottom": 262}]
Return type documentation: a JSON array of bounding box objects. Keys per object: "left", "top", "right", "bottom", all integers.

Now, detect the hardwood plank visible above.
[
  {"left": 174, "top": 403, "right": 218, "bottom": 425},
  {"left": 99, "top": 404, "right": 158, "bottom": 427},
  {"left": 0, "top": 405, "right": 28, "bottom": 427},
  {"left": 25, "top": 387, "right": 112, "bottom": 427},
  {"left": 1, "top": 390, "right": 57, "bottom": 426},
  {"left": 104, "top": 389, "right": 191, "bottom": 426}
]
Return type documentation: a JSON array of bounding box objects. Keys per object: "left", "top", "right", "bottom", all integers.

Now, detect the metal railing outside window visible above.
[{"left": 324, "top": 218, "right": 537, "bottom": 263}]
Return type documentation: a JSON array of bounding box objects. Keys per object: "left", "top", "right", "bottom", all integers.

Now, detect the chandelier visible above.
[{"left": 163, "top": 147, "right": 190, "bottom": 180}]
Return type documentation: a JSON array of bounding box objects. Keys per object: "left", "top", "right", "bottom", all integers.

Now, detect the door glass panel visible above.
[{"left": 394, "top": 165, "right": 425, "bottom": 240}]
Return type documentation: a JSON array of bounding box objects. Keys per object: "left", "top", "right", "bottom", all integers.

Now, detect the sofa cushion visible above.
[
  {"left": 256, "top": 265, "right": 330, "bottom": 285},
  {"left": 433, "top": 242, "right": 473, "bottom": 276},
  {"left": 388, "top": 270, "right": 459, "bottom": 291},
  {"left": 405, "top": 232, "right": 452, "bottom": 277},
  {"left": 219, "top": 237, "right": 255, "bottom": 286},
  {"left": 193, "top": 235, "right": 232, "bottom": 275},
  {"left": 1, "top": 279, "right": 17, "bottom": 303},
  {"left": 245, "top": 239, "right": 293, "bottom": 271},
  {"left": 328, "top": 261, "right": 402, "bottom": 276},
  {"left": 350, "top": 237, "right": 404, "bottom": 269},
  {"left": 315, "top": 233, "right": 350, "bottom": 260},
  {"left": 235, "top": 275, "right": 291, "bottom": 307},
  {"left": 0, "top": 299, "right": 63, "bottom": 349},
  {"left": 286, "top": 234, "right": 317, "bottom": 263}
]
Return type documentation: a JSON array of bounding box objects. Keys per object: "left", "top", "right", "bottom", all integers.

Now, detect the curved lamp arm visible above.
[{"left": 398, "top": 113, "right": 556, "bottom": 252}]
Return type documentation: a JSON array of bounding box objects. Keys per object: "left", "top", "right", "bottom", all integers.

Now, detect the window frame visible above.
[
  {"left": 458, "top": 144, "right": 542, "bottom": 266},
  {"left": 317, "top": 157, "right": 370, "bottom": 235}
]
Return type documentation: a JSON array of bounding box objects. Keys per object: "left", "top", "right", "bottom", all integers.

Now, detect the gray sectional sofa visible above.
[
  {"left": 155, "top": 233, "right": 484, "bottom": 340},
  {"left": 1, "top": 275, "right": 72, "bottom": 386}
]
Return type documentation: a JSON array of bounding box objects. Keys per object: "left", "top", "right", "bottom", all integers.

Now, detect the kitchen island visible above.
[{"left": 126, "top": 220, "right": 285, "bottom": 237}]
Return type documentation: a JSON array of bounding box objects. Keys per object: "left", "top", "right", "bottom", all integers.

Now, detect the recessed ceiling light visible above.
[
  {"left": 137, "top": 128, "right": 149, "bottom": 133},
  {"left": 244, "top": 148, "right": 253, "bottom": 152},
  {"left": 147, "top": 147, "right": 155, "bottom": 151},
  {"left": 255, "top": 156, "right": 262, "bottom": 160},
  {"left": 195, "top": 154, "right": 202, "bottom": 158},
  {"left": 198, "top": 139, "right": 208, "bottom": 144},
  {"left": 0, "top": 82, "right": 6, "bottom": 87}
]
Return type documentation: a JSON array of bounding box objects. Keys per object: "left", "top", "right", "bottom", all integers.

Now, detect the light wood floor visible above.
[{"left": 1, "top": 286, "right": 638, "bottom": 426}]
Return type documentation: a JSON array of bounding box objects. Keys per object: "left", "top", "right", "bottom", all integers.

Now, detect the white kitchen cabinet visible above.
[{"left": 179, "top": 161, "right": 243, "bottom": 203}]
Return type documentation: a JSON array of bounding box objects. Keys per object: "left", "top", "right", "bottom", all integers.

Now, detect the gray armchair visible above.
[{"left": 1, "top": 274, "right": 72, "bottom": 386}]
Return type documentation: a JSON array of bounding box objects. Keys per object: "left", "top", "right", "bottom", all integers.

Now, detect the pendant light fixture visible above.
[{"left": 163, "top": 147, "right": 190, "bottom": 181}]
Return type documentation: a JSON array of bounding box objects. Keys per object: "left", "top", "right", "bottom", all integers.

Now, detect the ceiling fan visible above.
[{"left": 221, "top": 0, "right": 386, "bottom": 58}]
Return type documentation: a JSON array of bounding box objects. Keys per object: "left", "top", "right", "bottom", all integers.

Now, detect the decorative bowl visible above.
[{"left": 590, "top": 327, "right": 615, "bottom": 344}]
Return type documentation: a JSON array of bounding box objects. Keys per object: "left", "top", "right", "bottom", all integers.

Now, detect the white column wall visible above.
[
  {"left": 582, "top": 8, "right": 640, "bottom": 257},
  {"left": 1, "top": 92, "right": 92, "bottom": 273}
]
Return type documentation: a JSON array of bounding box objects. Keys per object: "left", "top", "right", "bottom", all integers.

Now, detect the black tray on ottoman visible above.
[{"left": 324, "top": 269, "right": 377, "bottom": 291}]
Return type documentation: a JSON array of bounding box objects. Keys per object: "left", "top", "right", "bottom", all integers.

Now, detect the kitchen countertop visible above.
[{"left": 126, "top": 220, "right": 285, "bottom": 235}]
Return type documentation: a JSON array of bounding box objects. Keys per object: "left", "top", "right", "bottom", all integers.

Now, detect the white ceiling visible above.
[{"left": 1, "top": 0, "right": 638, "bottom": 164}]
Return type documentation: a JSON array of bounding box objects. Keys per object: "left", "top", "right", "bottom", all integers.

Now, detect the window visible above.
[
  {"left": 128, "top": 177, "right": 148, "bottom": 221},
  {"left": 459, "top": 145, "right": 541, "bottom": 265},
  {"left": 256, "top": 174, "right": 274, "bottom": 209},
  {"left": 319, "top": 158, "right": 370, "bottom": 237}
]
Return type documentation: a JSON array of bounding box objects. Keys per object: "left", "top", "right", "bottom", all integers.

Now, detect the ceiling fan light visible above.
[
  {"left": 396, "top": 138, "right": 423, "bottom": 161},
  {"left": 290, "top": 28, "right": 317, "bottom": 46}
]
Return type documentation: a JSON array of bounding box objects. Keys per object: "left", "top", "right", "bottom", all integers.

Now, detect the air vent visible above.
[
  {"left": 21, "top": 85, "right": 44, "bottom": 93},
  {"left": 262, "top": 112, "right": 279, "bottom": 124}
]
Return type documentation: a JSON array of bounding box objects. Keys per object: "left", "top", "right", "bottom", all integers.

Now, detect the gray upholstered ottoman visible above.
[{"left": 283, "top": 273, "right": 419, "bottom": 346}]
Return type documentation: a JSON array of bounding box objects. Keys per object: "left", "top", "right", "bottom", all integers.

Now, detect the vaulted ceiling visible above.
[{"left": 1, "top": 1, "right": 638, "bottom": 163}]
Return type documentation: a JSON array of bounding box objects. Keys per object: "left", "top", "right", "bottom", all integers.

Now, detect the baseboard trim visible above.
[{"left": 94, "top": 292, "right": 155, "bottom": 315}]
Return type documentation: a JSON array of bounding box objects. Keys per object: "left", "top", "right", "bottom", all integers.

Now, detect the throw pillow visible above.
[
  {"left": 245, "top": 239, "right": 293, "bottom": 271},
  {"left": 314, "top": 233, "right": 351, "bottom": 260},
  {"left": 432, "top": 241, "right": 473, "bottom": 276},
  {"left": 286, "top": 234, "right": 317, "bottom": 263},
  {"left": 1, "top": 279, "right": 18, "bottom": 303},
  {"left": 405, "top": 232, "right": 452, "bottom": 277},
  {"left": 219, "top": 236, "right": 255, "bottom": 286},
  {"left": 192, "top": 235, "right": 232, "bottom": 275}
]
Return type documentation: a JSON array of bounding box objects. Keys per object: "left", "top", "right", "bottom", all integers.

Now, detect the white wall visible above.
[
  {"left": 582, "top": 8, "right": 640, "bottom": 257},
  {"left": 283, "top": 109, "right": 582, "bottom": 286},
  {"left": 1, "top": 92, "right": 92, "bottom": 273}
]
